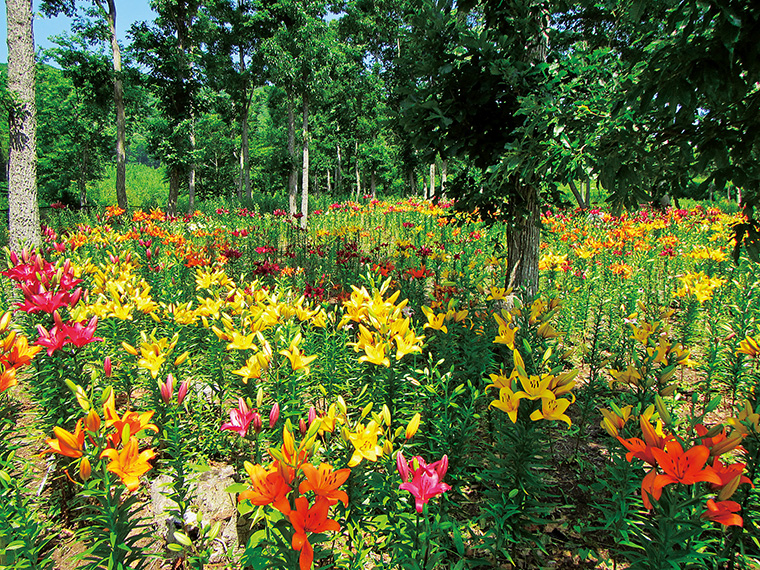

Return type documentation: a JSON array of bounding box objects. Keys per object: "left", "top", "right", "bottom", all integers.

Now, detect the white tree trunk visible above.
[
  {"left": 300, "top": 94, "right": 309, "bottom": 229},
  {"left": 6, "top": 0, "right": 41, "bottom": 251}
]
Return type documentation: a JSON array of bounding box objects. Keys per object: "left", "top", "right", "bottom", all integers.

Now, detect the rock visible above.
[{"left": 149, "top": 464, "right": 242, "bottom": 564}]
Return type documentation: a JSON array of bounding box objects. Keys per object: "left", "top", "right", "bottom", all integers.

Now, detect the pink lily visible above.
[
  {"left": 221, "top": 398, "right": 256, "bottom": 437},
  {"left": 397, "top": 452, "right": 451, "bottom": 513}
]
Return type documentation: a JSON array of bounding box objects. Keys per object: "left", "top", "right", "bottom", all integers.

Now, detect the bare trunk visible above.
[
  {"left": 96, "top": 0, "right": 128, "bottom": 210},
  {"left": 370, "top": 170, "right": 376, "bottom": 199},
  {"left": 409, "top": 169, "right": 416, "bottom": 194},
  {"left": 336, "top": 144, "right": 342, "bottom": 193},
  {"left": 506, "top": 185, "right": 540, "bottom": 298},
  {"left": 429, "top": 163, "right": 435, "bottom": 200},
  {"left": 568, "top": 179, "right": 587, "bottom": 209},
  {"left": 441, "top": 159, "right": 447, "bottom": 197},
  {"left": 327, "top": 168, "right": 331, "bottom": 193},
  {"left": 287, "top": 94, "right": 297, "bottom": 215},
  {"left": 300, "top": 94, "right": 309, "bottom": 229},
  {"left": 584, "top": 177, "right": 591, "bottom": 206},
  {"left": 188, "top": 116, "right": 196, "bottom": 212},
  {"left": 167, "top": 166, "right": 181, "bottom": 216},
  {"left": 239, "top": 46, "right": 252, "bottom": 201},
  {"left": 354, "top": 140, "right": 361, "bottom": 198},
  {"left": 6, "top": 0, "right": 41, "bottom": 251},
  {"left": 79, "top": 145, "right": 88, "bottom": 208}
]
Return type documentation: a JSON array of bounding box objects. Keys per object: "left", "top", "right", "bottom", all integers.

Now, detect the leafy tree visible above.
[
  {"left": 130, "top": 0, "right": 203, "bottom": 214},
  {"left": 202, "top": 0, "right": 274, "bottom": 201},
  {"left": 41, "top": 33, "right": 114, "bottom": 207},
  {"left": 42, "top": 0, "right": 132, "bottom": 210},
  {"left": 400, "top": 1, "right": 554, "bottom": 296}
]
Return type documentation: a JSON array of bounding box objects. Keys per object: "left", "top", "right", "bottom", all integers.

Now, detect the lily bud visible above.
[
  {"left": 79, "top": 457, "right": 92, "bottom": 481},
  {"left": 299, "top": 418, "right": 307, "bottom": 436},
  {"left": 269, "top": 403, "right": 280, "bottom": 429},
  {"left": 84, "top": 409, "right": 101, "bottom": 433},
  {"left": 308, "top": 406, "right": 317, "bottom": 427},
  {"left": 405, "top": 413, "right": 421, "bottom": 440},
  {"left": 177, "top": 380, "right": 189, "bottom": 405},
  {"left": 160, "top": 374, "right": 174, "bottom": 404},
  {"left": 256, "top": 387, "right": 264, "bottom": 409},
  {"left": 104, "top": 356, "right": 112, "bottom": 378},
  {"left": 174, "top": 351, "right": 190, "bottom": 366},
  {"left": 251, "top": 411, "right": 263, "bottom": 434},
  {"left": 122, "top": 342, "right": 138, "bottom": 356}
]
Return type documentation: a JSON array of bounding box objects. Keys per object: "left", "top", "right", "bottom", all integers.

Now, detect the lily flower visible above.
[
  {"left": 289, "top": 496, "right": 341, "bottom": 570},
  {"left": 221, "top": 398, "right": 256, "bottom": 437},
  {"left": 701, "top": 499, "right": 743, "bottom": 527},
  {"left": 101, "top": 437, "right": 156, "bottom": 492},
  {"left": 397, "top": 452, "right": 451, "bottom": 513},
  {"left": 490, "top": 386, "right": 521, "bottom": 423},
  {"left": 44, "top": 419, "right": 85, "bottom": 457},
  {"left": 299, "top": 462, "right": 350, "bottom": 507},
  {"left": 238, "top": 461, "right": 291, "bottom": 514},
  {"left": 530, "top": 397, "right": 573, "bottom": 426},
  {"left": 347, "top": 420, "right": 383, "bottom": 467},
  {"left": 61, "top": 317, "right": 103, "bottom": 348}
]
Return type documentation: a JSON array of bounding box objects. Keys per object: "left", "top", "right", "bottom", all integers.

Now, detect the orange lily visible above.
[
  {"left": 701, "top": 499, "right": 743, "bottom": 527},
  {"left": 44, "top": 419, "right": 85, "bottom": 458},
  {"left": 650, "top": 442, "right": 721, "bottom": 498},
  {"left": 100, "top": 437, "right": 156, "bottom": 491},
  {"left": 299, "top": 462, "right": 350, "bottom": 507},
  {"left": 0, "top": 368, "right": 17, "bottom": 393},
  {"left": 289, "top": 496, "right": 340, "bottom": 570},
  {"left": 239, "top": 461, "right": 292, "bottom": 514},
  {"left": 103, "top": 391, "right": 158, "bottom": 446}
]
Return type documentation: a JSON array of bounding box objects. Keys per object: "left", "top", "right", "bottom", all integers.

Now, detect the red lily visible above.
[{"left": 221, "top": 398, "right": 256, "bottom": 437}]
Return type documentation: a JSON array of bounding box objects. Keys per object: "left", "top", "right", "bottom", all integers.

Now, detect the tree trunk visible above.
[
  {"left": 429, "top": 163, "right": 435, "bottom": 200},
  {"left": 336, "top": 143, "right": 342, "bottom": 193},
  {"left": 409, "top": 169, "right": 416, "bottom": 195},
  {"left": 6, "top": 0, "right": 41, "bottom": 251},
  {"left": 300, "top": 94, "right": 309, "bottom": 229},
  {"left": 327, "top": 168, "right": 331, "bottom": 193},
  {"left": 188, "top": 116, "right": 196, "bottom": 212},
  {"left": 370, "top": 170, "right": 376, "bottom": 199},
  {"left": 441, "top": 159, "right": 447, "bottom": 198},
  {"left": 568, "top": 179, "right": 587, "bottom": 209},
  {"left": 287, "top": 94, "right": 297, "bottom": 215},
  {"left": 354, "top": 140, "right": 361, "bottom": 198},
  {"left": 167, "top": 165, "right": 181, "bottom": 216},
  {"left": 96, "top": 0, "right": 128, "bottom": 210},
  {"left": 506, "top": 185, "right": 540, "bottom": 299},
  {"left": 79, "top": 144, "right": 88, "bottom": 208},
  {"left": 239, "top": 45, "right": 252, "bottom": 201},
  {"left": 584, "top": 177, "right": 591, "bottom": 206}
]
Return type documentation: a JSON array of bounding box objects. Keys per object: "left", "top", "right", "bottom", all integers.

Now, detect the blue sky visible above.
[{"left": 1, "top": 1, "right": 156, "bottom": 63}]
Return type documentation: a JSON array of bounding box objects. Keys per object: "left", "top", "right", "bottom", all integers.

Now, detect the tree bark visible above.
[
  {"left": 287, "top": 94, "right": 297, "bottom": 215},
  {"left": 239, "top": 45, "right": 252, "bottom": 201},
  {"left": 327, "top": 168, "right": 331, "bottom": 194},
  {"left": 167, "top": 165, "right": 181, "bottom": 216},
  {"left": 336, "top": 143, "right": 342, "bottom": 193},
  {"left": 429, "top": 163, "right": 435, "bottom": 200},
  {"left": 568, "top": 179, "right": 587, "bottom": 209},
  {"left": 354, "top": 140, "right": 361, "bottom": 198},
  {"left": 188, "top": 115, "right": 196, "bottom": 212},
  {"left": 441, "top": 159, "right": 447, "bottom": 198},
  {"left": 95, "top": 0, "right": 128, "bottom": 210},
  {"left": 370, "top": 169, "right": 376, "bottom": 199},
  {"left": 506, "top": 185, "right": 540, "bottom": 298},
  {"left": 6, "top": 0, "right": 41, "bottom": 251},
  {"left": 300, "top": 94, "right": 309, "bottom": 229}
]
